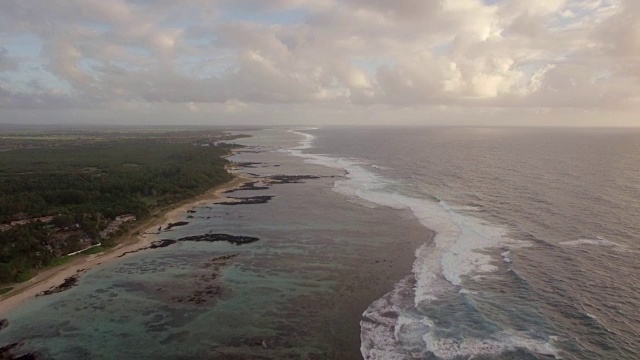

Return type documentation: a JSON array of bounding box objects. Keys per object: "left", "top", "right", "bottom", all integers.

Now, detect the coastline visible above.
[
  {"left": 0, "top": 174, "right": 250, "bottom": 317},
  {"left": 0, "top": 130, "right": 437, "bottom": 358}
]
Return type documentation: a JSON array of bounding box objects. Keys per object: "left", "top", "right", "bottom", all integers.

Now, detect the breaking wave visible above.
[
  {"left": 559, "top": 237, "right": 622, "bottom": 248},
  {"left": 285, "top": 130, "right": 559, "bottom": 359}
]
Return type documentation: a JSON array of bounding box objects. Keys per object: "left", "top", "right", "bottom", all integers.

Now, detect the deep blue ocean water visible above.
[
  {"left": 301, "top": 126, "right": 640, "bottom": 359},
  {"left": 1, "top": 127, "right": 638, "bottom": 359}
]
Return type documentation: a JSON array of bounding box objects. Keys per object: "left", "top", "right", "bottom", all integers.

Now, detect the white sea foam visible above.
[
  {"left": 370, "top": 164, "right": 393, "bottom": 170},
  {"left": 459, "top": 288, "right": 479, "bottom": 295},
  {"left": 446, "top": 204, "right": 483, "bottom": 212},
  {"left": 502, "top": 250, "right": 512, "bottom": 263},
  {"left": 285, "top": 129, "right": 559, "bottom": 360},
  {"left": 422, "top": 331, "right": 559, "bottom": 359},
  {"left": 288, "top": 129, "right": 316, "bottom": 150},
  {"left": 559, "top": 237, "right": 622, "bottom": 248}
]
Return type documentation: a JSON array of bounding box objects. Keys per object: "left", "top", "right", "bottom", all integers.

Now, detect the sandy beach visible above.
[{"left": 0, "top": 175, "right": 249, "bottom": 317}]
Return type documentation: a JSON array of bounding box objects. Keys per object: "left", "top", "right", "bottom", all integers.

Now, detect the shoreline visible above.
[
  {"left": 0, "top": 174, "right": 250, "bottom": 317},
  {"left": 0, "top": 132, "right": 435, "bottom": 358}
]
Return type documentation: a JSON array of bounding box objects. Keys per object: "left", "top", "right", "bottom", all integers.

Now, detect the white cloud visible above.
[
  {"left": 0, "top": 47, "right": 19, "bottom": 72},
  {"left": 0, "top": 0, "right": 638, "bottom": 125}
]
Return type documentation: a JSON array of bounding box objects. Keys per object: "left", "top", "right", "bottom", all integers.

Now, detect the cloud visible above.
[
  {"left": 0, "top": 47, "right": 19, "bottom": 72},
  {"left": 0, "top": 0, "right": 638, "bottom": 124}
]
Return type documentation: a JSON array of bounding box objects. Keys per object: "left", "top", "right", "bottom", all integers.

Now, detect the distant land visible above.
[{"left": 0, "top": 126, "right": 248, "bottom": 292}]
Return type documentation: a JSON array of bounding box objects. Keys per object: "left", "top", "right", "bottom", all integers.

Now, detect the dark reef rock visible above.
[
  {"left": 170, "top": 254, "right": 239, "bottom": 305},
  {"left": 267, "top": 175, "right": 331, "bottom": 184},
  {"left": 223, "top": 181, "right": 270, "bottom": 194},
  {"left": 118, "top": 234, "right": 257, "bottom": 258},
  {"left": 149, "top": 239, "right": 177, "bottom": 249},
  {"left": 0, "top": 319, "right": 7, "bottom": 332},
  {"left": 234, "top": 162, "right": 264, "bottom": 168},
  {"left": 37, "top": 270, "right": 86, "bottom": 297},
  {"left": 118, "top": 239, "right": 177, "bottom": 257},
  {"left": 0, "top": 342, "right": 38, "bottom": 360},
  {"left": 204, "top": 254, "right": 237, "bottom": 264},
  {"left": 218, "top": 196, "right": 273, "bottom": 206},
  {"left": 165, "top": 221, "right": 189, "bottom": 230},
  {"left": 174, "top": 233, "right": 259, "bottom": 246}
]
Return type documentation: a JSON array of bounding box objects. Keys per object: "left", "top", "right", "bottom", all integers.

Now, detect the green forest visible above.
[{"left": 0, "top": 131, "right": 238, "bottom": 284}]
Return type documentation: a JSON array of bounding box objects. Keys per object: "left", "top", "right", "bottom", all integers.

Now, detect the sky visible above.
[{"left": 0, "top": 0, "right": 639, "bottom": 126}]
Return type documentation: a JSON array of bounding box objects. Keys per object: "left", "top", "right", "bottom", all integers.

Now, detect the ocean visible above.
[
  {"left": 303, "top": 126, "right": 640, "bottom": 359},
  {"left": 1, "top": 127, "right": 639, "bottom": 359}
]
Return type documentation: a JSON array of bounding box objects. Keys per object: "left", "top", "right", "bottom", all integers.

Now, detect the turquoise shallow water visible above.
[{"left": 0, "top": 130, "right": 429, "bottom": 359}]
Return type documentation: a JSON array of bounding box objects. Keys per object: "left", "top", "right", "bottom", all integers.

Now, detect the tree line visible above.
[{"left": 0, "top": 138, "right": 236, "bottom": 283}]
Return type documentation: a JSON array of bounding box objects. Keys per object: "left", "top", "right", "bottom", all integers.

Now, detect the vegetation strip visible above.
[{"left": 0, "top": 129, "right": 243, "bottom": 285}]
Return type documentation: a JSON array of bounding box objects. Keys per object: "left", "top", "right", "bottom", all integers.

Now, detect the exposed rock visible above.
[
  {"left": 117, "top": 239, "right": 177, "bottom": 258},
  {"left": 0, "top": 342, "right": 38, "bottom": 360},
  {"left": 37, "top": 270, "right": 86, "bottom": 297},
  {"left": 267, "top": 175, "right": 331, "bottom": 184},
  {"left": 149, "top": 239, "right": 177, "bottom": 249},
  {"left": 234, "top": 162, "right": 264, "bottom": 168},
  {"left": 223, "top": 182, "right": 270, "bottom": 194},
  {"left": 165, "top": 221, "right": 189, "bottom": 230},
  {"left": 118, "top": 233, "right": 257, "bottom": 259},
  {"left": 203, "top": 254, "right": 237, "bottom": 265},
  {"left": 218, "top": 196, "right": 273, "bottom": 206},
  {"left": 174, "top": 233, "right": 259, "bottom": 246}
]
